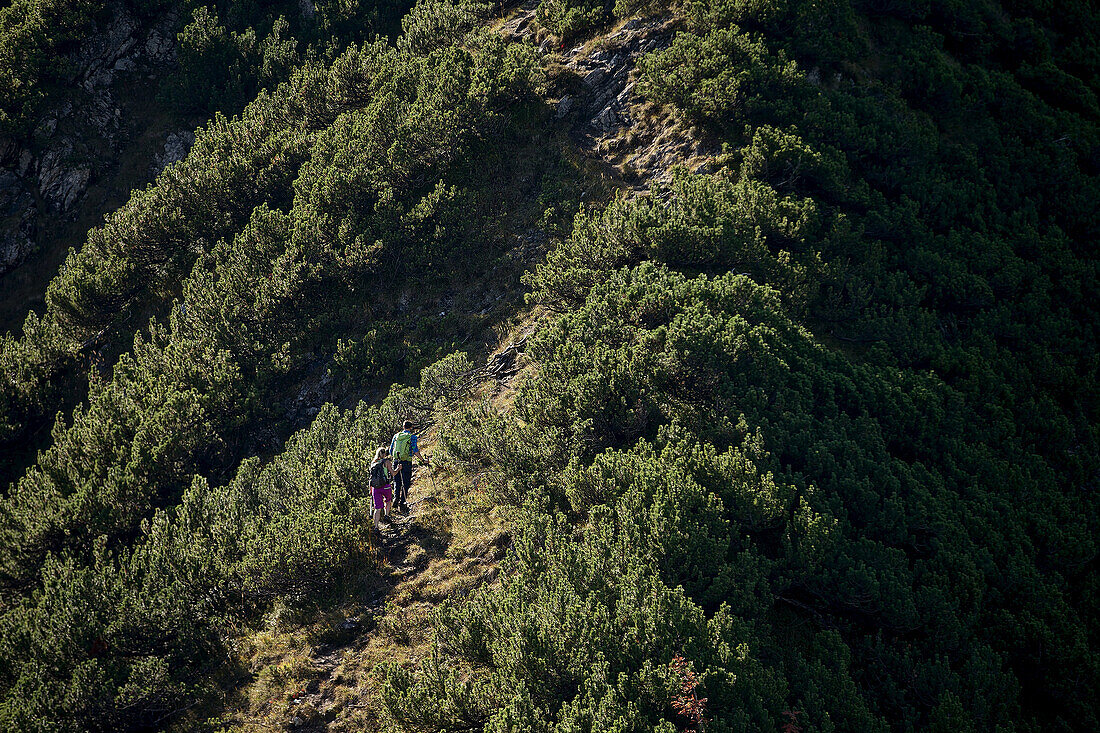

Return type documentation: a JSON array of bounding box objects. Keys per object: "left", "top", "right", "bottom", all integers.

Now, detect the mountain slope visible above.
[{"left": 0, "top": 0, "right": 1097, "bottom": 730}]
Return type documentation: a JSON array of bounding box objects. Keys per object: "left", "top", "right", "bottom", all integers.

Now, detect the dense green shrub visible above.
[
  {"left": 398, "top": 0, "right": 489, "bottom": 55},
  {"left": 639, "top": 25, "right": 804, "bottom": 130},
  {"left": 2, "top": 0, "right": 1098, "bottom": 728},
  {"left": 0, "top": 349, "right": 479, "bottom": 730},
  {"left": 678, "top": 0, "right": 865, "bottom": 67},
  {"left": 526, "top": 170, "right": 823, "bottom": 314},
  {"left": 0, "top": 11, "right": 541, "bottom": 468},
  {"left": 311, "top": 0, "right": 416, "bottom": 44},
  {"left": 535, "top": 0, "right": 611, "bottom": 44},
  {"left": 0, "top": 85, "right": 312, "bottom": 465},
  {"left": 0, "top": 0, "right": 426, "bottom": 467},
  {"left": 2, "top": 29, "right": 539, "bottom": 581},
  {"left": 169, "top": 5, "right": 302, "bottom": 113},
  {"left": 0, "top": 10, "right": 545, "bottom": 724},
  {"left": 0, "top": 0, "right": 416, "bottom": 134},
  {"left": 0, "top": 0, "right": 110, "bottom": 134},
  {"left": 384, "top": 504, "right": 796, "bottom": 732},
  {"left": 413, "top": 260, "right": 1098, "bottom": 729},
  {"left": 395, "top": 0, "right": 1099, "bottom": 727}
]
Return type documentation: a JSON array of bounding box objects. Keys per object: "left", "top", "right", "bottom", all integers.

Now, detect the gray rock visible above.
[
  {"left": 0, "top": 2, "right": 186, "bottom": 282},
  {"left": 556, "top": 95, "right": 574, "bottom": 118},
  {"left": 582, "top": 67, "right": 607, "bottom": 88},
  {"left": 0, "top": 171, "right": 37, "bottom": 275},
  {"left": 546, "top": 11, "right": 715, "bottom": 187},
  {"left": 0, "top": 228, "right": 36, "bottom": 275},
  {"left": 501, "top": 5, "right": 537, "bottom": 40},
  {"left": 0, "top": 139, "right": 16, "bottom": 164},
  {"left": 153, "top": 130, "right": 195, "bottom": 174},
  {"left": 591, "top": 104, "right": 622, "bottom": 134},
  {"left": 144, "top": 33, "right": 167, "bottom": 59},
  {"left": 0, "top": 170, "right": 31, "bottom": 211},
  {"left": 37, "top": 144, "right": 92, "bottom": 212},
  {"left": 35, "top": 117, "right": 58, "bottom": 139},
  {"left": 48, "top": 168, "right": 91, "bottom": 212}
]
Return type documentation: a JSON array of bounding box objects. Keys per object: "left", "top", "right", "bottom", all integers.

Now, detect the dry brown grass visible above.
[{"left": 201, "top": 449, "right": 515, "bottom": 732}]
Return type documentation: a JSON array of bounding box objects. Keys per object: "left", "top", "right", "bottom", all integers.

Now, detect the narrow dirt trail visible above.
[
  {"left": 279, "top": 466, "right": 457, "bottom": 731},
  {"left": 252, "top": 333, "right": 530, "bottom": 730}
]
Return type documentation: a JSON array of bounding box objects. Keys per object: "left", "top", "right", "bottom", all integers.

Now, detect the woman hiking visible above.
[{"left": 369, "top": 446, "right": 395, "bottom": 530}]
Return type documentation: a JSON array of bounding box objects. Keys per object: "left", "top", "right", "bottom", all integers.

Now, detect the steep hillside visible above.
[
  {"left": 0, "top": 0, "right": 419, "bottom": 484},
  {"left": 1, "top": 0, "right": 1098, "bottom": 730},
  {"left": 0, "top": 0, "right": 416, "bottom": 335},
  {"left": 0, "top": 2, "right": 189, "bottom": 328}
]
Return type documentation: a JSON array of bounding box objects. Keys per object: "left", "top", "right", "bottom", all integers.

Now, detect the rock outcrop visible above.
[
  {"left": 503, "top": 10, "right": 715, "bottom": 188},
  {"left": 0, "top": 166, "right": 37, "bottom": 274},
  {"left": 0, "top": 4, "right": 187, "bottom": 280},
  {"left": 153, "top": 130, "right": 196, "bottom": 175}
]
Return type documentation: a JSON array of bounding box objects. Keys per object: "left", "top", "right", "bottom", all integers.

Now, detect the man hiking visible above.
[{"left": 390, "top": 420, "right": 426, "bottom": 513}]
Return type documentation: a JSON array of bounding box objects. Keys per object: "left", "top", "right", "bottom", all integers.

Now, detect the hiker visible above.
[
  {"left": 369, "top": 446, "right": 395, "bottom": 530},
  {"left": 389, "top": 420, "right": 426, "bottom": 513}
]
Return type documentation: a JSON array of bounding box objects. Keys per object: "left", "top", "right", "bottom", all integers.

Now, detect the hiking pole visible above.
[
  {"left": 417, "top": 452, "right": 438, "bottom": 498},
  {"left": 363, "top": 494, "right": 376, "bottom": 557},
  {"left": 426, "top": 461, "right": 439, "bottom": 497},
  {"left": 367, "top": 492, "right": 379, "bottom": 554}
]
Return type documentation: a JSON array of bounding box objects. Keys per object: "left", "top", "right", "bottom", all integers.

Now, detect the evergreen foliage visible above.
[
  {"left": 388, "top": 0, "right": 1100, "bottom": 729},
  {"left": 0, "top": 0, "right": 129, "bottom": 135},
  {"left": 2, "top": 22, "right": 540, "bottom": 576},
  {"left": 416, "top": 259, "right": 1098, "bottom": 729},
  {"left": 0, "top": 355, "right": 477, "bottom": 730},
  {"left": 0, "top": 0, "right": 416, "bottom": 135},
  {"left": 0, "top": 0, "right": 428, "bottom": 470},
  {"left": 0, "top": 6, "right": 541, "bottom": 726},
  {"left": 0, "top": 0, "right": 1098, "bottom": 728}
]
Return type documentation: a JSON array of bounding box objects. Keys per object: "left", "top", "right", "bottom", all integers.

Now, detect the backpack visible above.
[
  {"left": 369, "top": 461, "right": 387, "bottom": 488},
  {"left": 393, "top": 431, "right": 413, "bottom": 460}
]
